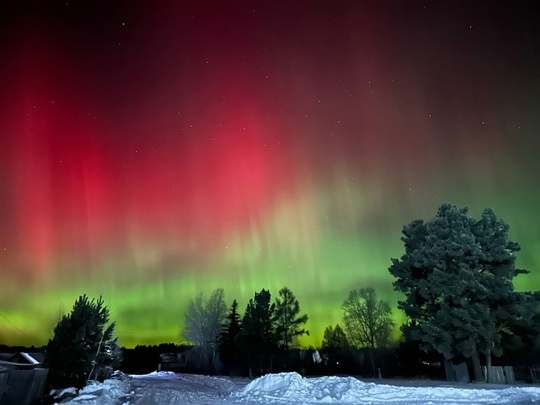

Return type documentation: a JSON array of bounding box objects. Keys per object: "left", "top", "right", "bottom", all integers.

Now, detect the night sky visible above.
[{"left": 1, "top": 1, "right": 539, "bottom": 348}]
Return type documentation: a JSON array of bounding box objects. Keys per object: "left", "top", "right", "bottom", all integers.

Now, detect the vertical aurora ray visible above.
[{"left": 0, "top": 2, "right": 539, "bottom": 347}]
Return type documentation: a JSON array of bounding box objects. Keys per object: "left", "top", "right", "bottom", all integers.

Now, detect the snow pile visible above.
[
  {"left": 232, "top": 372, "right": 540, "bottom": 404},
  {"left": 56, "top": 378, "right": 128, "bottom": 404},
  {"left": 239, "top": 372, "right": 311, "bottom": 400},
  {"left": 308, "top": 375, "right": 373, "bottom": 402}
]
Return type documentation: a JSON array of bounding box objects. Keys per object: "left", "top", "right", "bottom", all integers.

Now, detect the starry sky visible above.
[{"left": 0, "top": 1, "right": 539, "bottom": 348}]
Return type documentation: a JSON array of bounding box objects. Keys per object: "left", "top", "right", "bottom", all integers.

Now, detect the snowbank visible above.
[
  {"left": 55, "top": 378, "right": 128, "bottom": 404},
  {"left": 232, "top": 372, "right": 540, "bottom": 404},
  {"left": 239, "top": 372, "right": 311, "bottom": 399},
  {"left": 130, "top": 370, "right": 177, "bottom": 378}
]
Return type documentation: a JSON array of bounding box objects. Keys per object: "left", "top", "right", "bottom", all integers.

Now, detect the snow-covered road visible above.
[{"left": 127, "top": 372, "right": 244, "bottom": 404}]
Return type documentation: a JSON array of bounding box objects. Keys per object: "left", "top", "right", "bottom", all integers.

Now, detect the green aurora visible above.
[{"left": 0, "top": 2, "right": 539, "bottom": 348}]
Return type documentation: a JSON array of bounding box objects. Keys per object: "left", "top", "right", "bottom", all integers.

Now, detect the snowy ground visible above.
[{"left": 55, "top": 371, "right": 540, "bottom": 404}]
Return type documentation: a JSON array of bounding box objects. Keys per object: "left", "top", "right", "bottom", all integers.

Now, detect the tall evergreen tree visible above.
[
  {"left": 45, "top": 295, "right": 119, "bottom": 389},
  {"left": 218, "top": 299, "right": 242, "bottom": 373},
  {"left": 242, "top": 289, "right": 277, "bottom": 373},
  {"left": 273, "top": 287, "right": 309, "bottom": 351},
  {"left": 389, "top": 203, "right": 529, "bottom": 381}
]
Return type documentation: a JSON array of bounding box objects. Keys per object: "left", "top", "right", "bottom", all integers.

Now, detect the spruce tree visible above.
[
  {"left": 389, "top": 203, "right": 528, "bottom": 381},
  {"left": 218, "top": 299, "right": 242, "bottom": 373},
  {"left": 242, "top": 289, "right": 277, "bottom": 374}
]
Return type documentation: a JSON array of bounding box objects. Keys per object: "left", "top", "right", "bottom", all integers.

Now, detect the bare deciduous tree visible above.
[
  {"left": 342, "top": 287, "right": 394, "bottom": 376},
  {"left": 182, "top": 288, "right": 227, "bottom": 372},
  {"left": 342, "top": 287, "right": 394, "bottom": 349}
]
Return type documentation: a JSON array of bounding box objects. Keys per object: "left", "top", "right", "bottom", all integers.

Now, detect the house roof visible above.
[
  {"left": 20, "top": 352, "right": 40, "bottom": 364},
  {"left": 0, "top": 351, "right": 44, "bottom": 365}
]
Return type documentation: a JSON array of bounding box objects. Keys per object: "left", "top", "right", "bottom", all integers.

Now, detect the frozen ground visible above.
[{"left": 56, "top": 371, "right": 540, "bottom": 404}]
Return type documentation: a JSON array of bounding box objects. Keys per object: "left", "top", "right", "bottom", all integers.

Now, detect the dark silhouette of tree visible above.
[
  {"left": 321, "top": 324, "right": 349, "bottom": 349},
  {"left": 500, "top": 291, "right": 540, "bottom": 355},
  {"left": 389, "top": 203, "right": 530, "bottom": 381},
  {"left": 320, "top": 323, "right": 353, "bottom": 374},
  {"left": 181, "top": 288, "right": 227, "bottom": 373},
  {"left": 242, "top": 289, "right": 276, "bottom": 374},
  {"left": 273, "top": 287, "right": 308, "bottom": 352},
  {"left": 218, "top": 299, "right": 242, "bottom": 374},
  {"left": 44, "top": 295, "right": 119, "bottom": 389},
  {"left": 342, "top": 287, "right": 394, "bottom": 376},
  {"left": 342, "top": 287, "right": 394, "bottom": 349}
]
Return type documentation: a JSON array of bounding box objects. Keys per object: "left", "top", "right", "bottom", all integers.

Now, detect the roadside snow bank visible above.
[
  {"left": 240, "top": 372, "right": 311, "bottom": 399},
  {"left": 130, "top": 370, "right": 177, "bottom": 378},
  {"left": 54, "top": 378, "right": 128, "bottom": 404},
  {"left": 232, "top": 372, "right": 540, "bottom": 404}
]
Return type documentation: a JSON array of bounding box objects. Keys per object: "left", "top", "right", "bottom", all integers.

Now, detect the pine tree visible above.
[
  {"left": 273, "top": 287, "right": 308, "bottom": 351},
  {"left": 218, "top": 299, "right": 242, "bottom": 373},
  {"left": 389, "top": 203, "right": 528, "bottom": 381},
  {"left": 45, "top": 295, "right": 119, "bottom": 389}
]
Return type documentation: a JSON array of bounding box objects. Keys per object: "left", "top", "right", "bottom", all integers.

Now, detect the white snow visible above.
[
  {"left": 55, "top": 371, "right": 540, "bottom": 404},
  {"left": 56, "top": 379, "right": 127, "bottom": 404},
  {"left": 232, "top": 372, "right": 540, "bottom": 404}
]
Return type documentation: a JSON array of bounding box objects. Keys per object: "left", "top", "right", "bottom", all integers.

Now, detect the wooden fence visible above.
[
  {"left": 529, "top": 364, "right": 540, "bottom": 383},
  {"left": 0, "top": 367, "right": 48, "bottom": 405},
  {"left": 482, "top": 366, "right": 515, "bottom": 384}
]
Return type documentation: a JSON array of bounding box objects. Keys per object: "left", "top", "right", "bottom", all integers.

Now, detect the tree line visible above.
[
  {"left": 179, "top": 285, "right": 398, "bottom": 376},
  {"left": 40, "top": 202, "right": 540, "bottom": 388},
  {"left": 181, "top": 287, "right": 309, "bottom": 376}
]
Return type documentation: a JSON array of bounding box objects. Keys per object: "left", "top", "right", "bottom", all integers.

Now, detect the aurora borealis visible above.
[{"left": 0, "top": 1, "right": 539, "bottom": 348}]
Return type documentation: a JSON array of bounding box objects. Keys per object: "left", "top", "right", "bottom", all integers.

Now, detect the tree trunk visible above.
[
  {"left": 471, "top": 346, "right": 484, "bottom": 382},
  {"left": 369, "top": 347, "right": 376, "bottom": 377},
  {"left": 210, "top": 346, "right": 216, "bottom": 375},
  {"left": 486, "top": 348, "right": 492, "bottom": 383}
]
